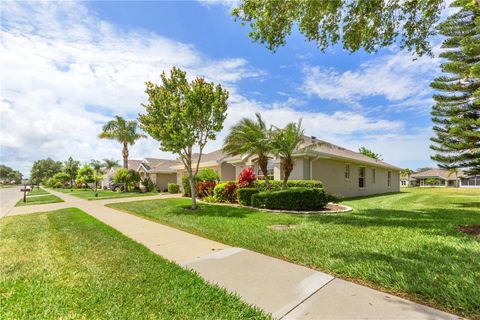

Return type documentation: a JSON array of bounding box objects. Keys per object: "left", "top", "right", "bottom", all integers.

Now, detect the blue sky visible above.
[{"left": 1, "top": 1, "right": 446, "bottom": 175}]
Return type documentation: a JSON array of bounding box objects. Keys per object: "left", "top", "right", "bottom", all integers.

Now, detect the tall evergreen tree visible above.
[{"left": 430, "top": 0, "right": 480, "bottom": 175}]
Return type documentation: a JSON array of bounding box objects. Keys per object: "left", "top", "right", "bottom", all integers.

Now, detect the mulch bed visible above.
[{"left": 458, "top": 225, "right": 480, "bottom": 238}]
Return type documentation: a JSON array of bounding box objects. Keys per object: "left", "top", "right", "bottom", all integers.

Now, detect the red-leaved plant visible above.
[
  {"left": 196, "top": 180, "right": 217, "bottom": 198},
  {"left": 238, "top": 167, "right": 257, "bottom": 188}
]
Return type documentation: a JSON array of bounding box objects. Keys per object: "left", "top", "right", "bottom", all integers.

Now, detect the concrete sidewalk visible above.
[{"left": 7, "top": 188, "right": 461, "bottom": 320}]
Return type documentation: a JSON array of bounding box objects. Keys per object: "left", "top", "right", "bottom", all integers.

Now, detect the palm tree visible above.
[
  {"left": 223, "top": 113, "right": 272, "bottom": 188},
  {"left": 98, "top": 116, "right": 146, "bottom": 169},
  {"left": 103, "top": 158, "right": 119, "bottom": 170},
  {"left": 270, "top": 119, "right": 304, "bottom": 190}
]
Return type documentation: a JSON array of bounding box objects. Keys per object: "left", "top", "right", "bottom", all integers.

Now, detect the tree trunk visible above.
[
  {"left": 281, "top": 159, "right": 294, "bottom": 190},
  {"left": 122, "top": 142, "right": 129, "bottom": 169},
  {"left": 188, "top": 171, "right": 197, "bottom": 210},
  {"left": 257, "top": 154, "right": 270, "bottom": 189}
]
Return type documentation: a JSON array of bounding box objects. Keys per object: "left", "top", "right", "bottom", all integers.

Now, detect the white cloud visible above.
[
  {"left": 302, "top": 50, "right": 439, "bottom": 105},
  {"left": 0, "top": 1, "right": 431, "bottom": 175}
]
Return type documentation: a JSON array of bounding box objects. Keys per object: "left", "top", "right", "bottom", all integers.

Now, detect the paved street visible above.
[
  {"left": 0, "top": 186, "right": 23, "bottom": 217},
  {"left": 5, "top": 189, "right": 461, "bottom": 320}
]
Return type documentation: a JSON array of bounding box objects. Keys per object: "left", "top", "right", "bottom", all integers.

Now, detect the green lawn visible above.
[
  {"left": 15, "top": 188, "right": 63, "bottom": 207},
  {"left": 109, "top": 187, "right": 480, "bottom": 319},
  {"left": 0, "top": 208, "right": 268, "bottom": 319},
  {"left": 53, "top": 188, "right": 159, "bottom": 200}
]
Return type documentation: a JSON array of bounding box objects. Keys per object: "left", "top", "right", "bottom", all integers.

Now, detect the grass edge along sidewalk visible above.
[
  {"left": 0, "top": 208, "right": 269, "bottom": 319},
  {"left": 15, "top": 188, "right": 63, "bottom": 207},
  {"left": 108, "top": 188, "right": 480, "bottom": 319}
]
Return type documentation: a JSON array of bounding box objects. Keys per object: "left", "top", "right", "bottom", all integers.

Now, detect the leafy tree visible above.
[
  {"left": 270, "top": 119, "right": 304, "bottom": 189},
  {"left": 52, "top": 172, "right": 70, "bottom": 188},
  {"left": 139, "top": 67, "right": 229, "bottom": 209},
  {"left": 89, "top": 159, "right": 105, "bottom": 175},
  {"left": 425, "top": 177, "right": 441, "bottom": 186},
  {"left": 99, "top": 116, "right": 146, "bottom": 169},
  {"left": 223, "top": 113, "right": 272, "bottom": 189},
  {"left": 0, "top": 165, "right": 22, "bottom": 184},
  {"left": 232, "top": 0, "right": 444, "bottom": 57},
  {"left": 63, "top": 157, "right": 80, "bottom": 188},
  {"left": 359, "top": 147, "right": 383, "bottom": 161},
  {"left": 76, "top": 165, "right": 102, "bottom": 196},
  {"left": 113, "top": 168, "right": 140, "bottom": 192},
  {"left": 400, "top": 168, "right": 415, "bottom": 179},
  {"left": 30, "top": 158, "right": 62, "bottom": 187},
  {"left": 102, "top": 158, "right": 119, "bottom": 170},
  {"left": 430, "top": 0, "right": 480, "bottom": 176},
  {"left": 416, "top": 167, "right": 434, "bottom": 173}
]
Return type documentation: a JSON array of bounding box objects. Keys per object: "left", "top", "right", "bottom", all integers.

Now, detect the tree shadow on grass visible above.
[
  {"left": 305, "top": 208, "right": 480, "bottom": 237},
  {"left": 174, "top": 204, "right": 255, "bottom": 219},
  {"left": 453, "top": 202, "right": 480, "bottom": 208}
]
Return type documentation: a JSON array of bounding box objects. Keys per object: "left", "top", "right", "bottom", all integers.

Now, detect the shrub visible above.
[
  {"left": 237, "top": 188, "right": 259, "bottom": 206},
  {"left": 114, "top": 168, "right": 140, "bottom": 190},
  {"left": 196, "top": 168, "right": 220, "bottom": 182},
  {"left": 142, "top": 178, "right": 156, "bottom": 192},
  {"left": 255, "top": 179, "right": 323, "bottom": 191},
  {"left": 202, "top": 195, "right": 218, "bottom": 203},
  {"left": 196, "top": 180, "right": 217, "bottom": 198},
  {"left": 251, "top": 188, "right": 327, "bottom": 211},
  {"left": 213, "top": 181, "right": 237, "bottom": 202},
  {"left": 238, "top": 167, "right": 256, "bottom": 187},
  {"left": 182, "top": 176, "right": 191, "bottom": 196},
  {"left": 168, "top": 183, "right": 180, "bottom": 194}
]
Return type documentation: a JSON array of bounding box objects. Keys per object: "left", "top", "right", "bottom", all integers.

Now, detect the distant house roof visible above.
[
  {"left": 127, "top": 160, "right": 143, "bottom": 171},
  {"left": 170, "top": 149, "right": 231, "bottom": 170},
  {"left": 411, "top": 169, "right": 465, "bottom": 180},
  {"left": 140, "top": 158, "right": 180, "bottom": 173}
]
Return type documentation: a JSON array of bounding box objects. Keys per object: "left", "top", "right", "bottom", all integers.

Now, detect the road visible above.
[{"left": 0, "top": 186, "right": 23, "bottom": 217}]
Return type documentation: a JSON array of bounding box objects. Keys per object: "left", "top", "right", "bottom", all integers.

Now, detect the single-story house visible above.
[
  {"left": 137, "top": 158, "right": 180, "bottom": 191},
  {"left": 410, "top": 169, "right": 480, "bottom": 188},
  {"left": 400, "top": 177, "right": 416, "bottom": 187},
  {"left": 223, "top": 136, "right": 400, "bottom": 198},
  {"left": 152, "top": 136, "right": 400, "bottom": 198}
]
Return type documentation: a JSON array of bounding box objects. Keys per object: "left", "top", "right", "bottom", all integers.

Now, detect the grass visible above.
[
  {"left": 109, "top": 187, "right": 480, "bottom": 319},
  {"left": 0, "top": 208, "right": 268, "bottom": 319},
  {"left": 15, "top": 188, "right": 63, "bottom": 207},
  {"left": 53, "top": 188, "right": 159, "bottom": 200}
]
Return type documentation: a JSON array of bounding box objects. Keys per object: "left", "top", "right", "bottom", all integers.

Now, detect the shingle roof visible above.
[
  {"left": 127, "top": 160, "right": 142, "bottom": 171},
  {"left": 191, "top": 149, "right": 230, "bottom": 164},
  {"left": 141, "top": 158, "right": 180, "bottom": 172},
  {"left": 411, "top": 168, "right": 465, "bottom": 180},
  {"left": 298, "top": 136, "right": 401, "bottom": 170}
]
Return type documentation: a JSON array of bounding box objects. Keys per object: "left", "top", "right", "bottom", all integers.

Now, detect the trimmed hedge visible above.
[
  {"left": 251, "top": 188, "right": 327, "bottom": 211},
  {"left": 255, "top": 180, "right": 323, "bottom": 191},
  {"left": 168, "top": 183, "right": 180, "bottom": 194},
  {"left": 237, "top": 188, "right": 259, "bottom": 206}
]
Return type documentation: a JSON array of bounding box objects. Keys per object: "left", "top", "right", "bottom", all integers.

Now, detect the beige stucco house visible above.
[
  {"left": 136, "top": 158, "right": 180, "bottom": 191},
  {"left": 223, "top": 136, "right": 400, "bottom": 198}
]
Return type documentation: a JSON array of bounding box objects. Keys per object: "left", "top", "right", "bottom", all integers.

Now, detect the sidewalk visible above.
[{"left": 8, "top": 188, "right": 461, "bottom": 320}]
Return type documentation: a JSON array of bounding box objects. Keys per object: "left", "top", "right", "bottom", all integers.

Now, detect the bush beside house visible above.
[
  {"left": 251, "top": 188, "right": 328, "bottom": 211},
  {"left": 168, "top": 183, "right": 180, "bottom": 193}
]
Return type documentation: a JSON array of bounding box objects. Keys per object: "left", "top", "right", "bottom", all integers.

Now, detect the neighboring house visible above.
[
  {"left": 137, "top": 158, "right": 180, "bottom": 191},
  {"left": 410, "top": 169, "right": 480, "bottom": 188},
  {"left": 400, "top": 177, "right": 416, "bottom": 187},
  {"left": 100, "top": 160, "right": 143, "bottom": 189},
  {"left": 170, "top": 149, "right": 237, "bottom": 185}
]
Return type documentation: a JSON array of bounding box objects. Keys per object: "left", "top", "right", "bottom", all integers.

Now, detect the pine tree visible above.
[{"left": 430, "top": 0, "right": 480, "bottom": 175}]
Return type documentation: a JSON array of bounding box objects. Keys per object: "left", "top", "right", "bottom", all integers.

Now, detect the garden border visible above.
[{"left": 196, "top": 199, "right": 352, "bottom": 214}]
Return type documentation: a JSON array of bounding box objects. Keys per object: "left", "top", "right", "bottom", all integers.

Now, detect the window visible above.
[
  {"left": 372, "top": 168, "right": 376, "bottom": 184},
  {"left": 387, "top": 171, "right": 392, "bottom": 187},
  {"left": 359, "top": 167, "right": 365, "bottom": 188},
  {"left": 257, "top": 160, "right": 274, "bottom": 180},
  {"left": 345, "top": 164, "right": 350, "bottom": 180}
]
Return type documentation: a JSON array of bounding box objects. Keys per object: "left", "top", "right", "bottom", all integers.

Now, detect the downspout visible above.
[{"left": 310, "top": 156, "right": 320, "bottom": 180}]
